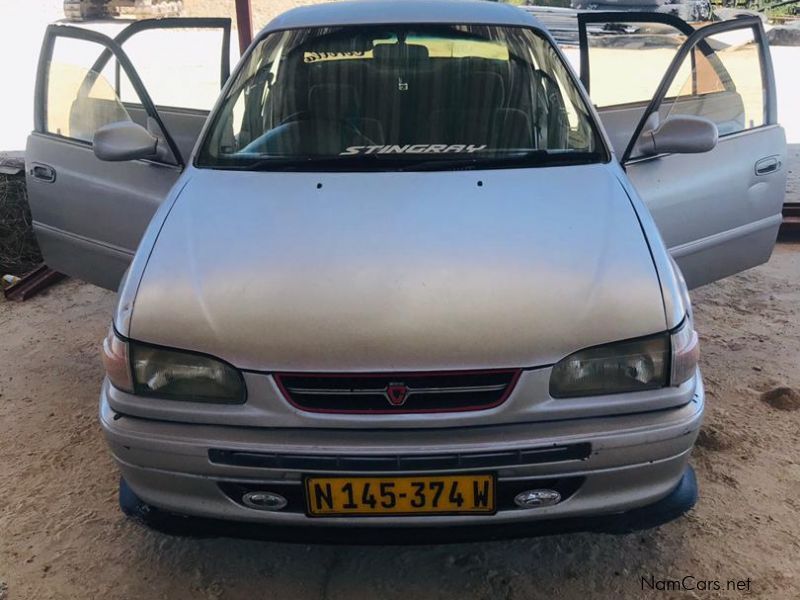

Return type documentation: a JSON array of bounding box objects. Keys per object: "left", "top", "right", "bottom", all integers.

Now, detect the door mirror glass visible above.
[
  {"left": 92, "top": 121, "right": 159, "bottom": 161},
  {"left": 636, "top": 115, "right": 718, "bottom": 157}
]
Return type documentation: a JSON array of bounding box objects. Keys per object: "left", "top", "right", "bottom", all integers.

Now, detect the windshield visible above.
[{"left": 196, "top": 24, "right": 606, "bottom": 171}]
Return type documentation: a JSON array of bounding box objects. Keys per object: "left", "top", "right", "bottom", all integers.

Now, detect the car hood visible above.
[{"left": 129, "top": 164, "right": 666, "bottom": 371}]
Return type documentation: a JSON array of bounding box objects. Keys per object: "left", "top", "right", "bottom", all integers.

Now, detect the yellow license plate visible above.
[{"left": 305, "top": 474, "right": 495, "bottom": 516}]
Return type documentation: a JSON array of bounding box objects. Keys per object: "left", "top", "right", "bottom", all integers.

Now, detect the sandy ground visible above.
[{"left": 1, "top": 1, "right": 800, "bottom": 599}]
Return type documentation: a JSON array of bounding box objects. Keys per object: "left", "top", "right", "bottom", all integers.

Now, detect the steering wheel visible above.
[{"left": 276, "top": 111, "right": 377, "bottom": 145}]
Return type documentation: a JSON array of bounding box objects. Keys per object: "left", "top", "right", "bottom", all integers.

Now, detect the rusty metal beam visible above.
[
  {"left": 781, "top": 203, "right": 800, "bottom": 234},
  {"left": 235, "top": 0, "right": 254, "bottom": 55},
  {"left": 3, "top": 265, "right": 65, "bottom": 302}
]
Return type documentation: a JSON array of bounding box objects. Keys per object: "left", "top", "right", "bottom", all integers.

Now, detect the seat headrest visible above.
[
  {"left": 468, "top": 71, "right": 506, "bottom": 108},
  {"left": 307, "top": 83, "right": 359, "bottom": 120}
]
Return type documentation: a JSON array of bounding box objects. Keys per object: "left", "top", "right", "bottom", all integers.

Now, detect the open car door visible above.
[
  {"left": 25, "top": 18, "right": 231, "bottom": 290},
  {"left": 579, "top": 13, "right": 786, "bottom": 288}
]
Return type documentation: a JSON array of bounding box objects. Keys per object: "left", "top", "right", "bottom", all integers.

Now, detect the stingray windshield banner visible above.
[{"left": 339, "top": 144, "right": 488, "bottom": 155}]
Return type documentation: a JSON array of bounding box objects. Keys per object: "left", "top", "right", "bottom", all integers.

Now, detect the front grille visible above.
[
  {"left": 209, "top": 443, "right": 591, "bottom": 472},
  {"left": 274, "top": 369, "right": 521, "bottom": 414}
]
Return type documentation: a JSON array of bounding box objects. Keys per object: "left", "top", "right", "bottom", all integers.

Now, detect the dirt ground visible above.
[{"left": 1, "top": 1, "right": 800, "bottom": 599}]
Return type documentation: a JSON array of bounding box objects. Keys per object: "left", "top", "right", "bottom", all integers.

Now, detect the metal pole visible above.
[{"left": 235, "top": 0, "right": 254, "bottom": 54}]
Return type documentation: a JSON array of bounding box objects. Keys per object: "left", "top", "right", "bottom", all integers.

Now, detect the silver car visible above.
[{"left": 25, "top": 0, "right": 785, "bottom": 540}]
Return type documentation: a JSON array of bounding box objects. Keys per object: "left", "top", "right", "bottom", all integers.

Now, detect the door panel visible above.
[
  {"left": 627, "top": 126, "right": 786, "bottom": 288},
  {"left": 28, "top": 134, "right": 178, "bottom": 290},
  {"left": 581, "top": 14, "right": 785, "bottom": 288},
  {"left": 26, "top": 19, "right": 232, "bottom": 290},
  {"left": 26, "top": 25, "right": 184, "bottom": 290},
  {"left": 627, "top": 18, "right": 784, "bottom": 288}
]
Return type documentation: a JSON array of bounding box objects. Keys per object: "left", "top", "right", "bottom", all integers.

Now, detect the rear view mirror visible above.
[
  {"left": 637, "top": 115, "right": 718, "bottom": 157},
  {"left": 373, "top": 43, "right": 430, "bottom": 69},
  {"left": 93, "top": 121, "right": 159, "bottom": 162}
]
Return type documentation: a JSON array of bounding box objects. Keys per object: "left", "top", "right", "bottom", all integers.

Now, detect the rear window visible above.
[{"left": 197, "top": 24, "right": 606, "bottom": 171}]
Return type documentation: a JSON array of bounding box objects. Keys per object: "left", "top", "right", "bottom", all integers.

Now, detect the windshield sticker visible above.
[
  {"left": 340, "top": 144, "right": 487, "bottom": 156},
  {"left": 303, "top": 39, "right": 508, "bottom": 64},
  {"left": 304, "top": 51, "right": 367, "bottom": 63}
]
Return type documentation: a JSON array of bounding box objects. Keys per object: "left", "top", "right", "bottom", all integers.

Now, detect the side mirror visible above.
[
  {"left": 636, "top": 115, "right": 718, "bottom": 157},
  {"left": 93, "top": 121, "right": 160, "bottom": 162}
]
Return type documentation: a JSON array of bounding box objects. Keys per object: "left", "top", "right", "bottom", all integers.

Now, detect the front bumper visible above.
[{"left": 100, "top": 377, "right": 704, "bottom": 534}]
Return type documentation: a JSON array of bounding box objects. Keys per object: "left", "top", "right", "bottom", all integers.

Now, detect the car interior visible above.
[{"left": 235, "top": 34, "right": 576, "bottom": 157}]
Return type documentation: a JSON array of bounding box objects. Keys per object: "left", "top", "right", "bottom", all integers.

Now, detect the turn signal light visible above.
[{"left": 102, "top": 325, "right": 133, "bottom": 392}]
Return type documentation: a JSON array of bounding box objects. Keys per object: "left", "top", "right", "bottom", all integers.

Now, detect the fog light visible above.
[
  {"left": 514, "top": 489, "right": 561, "bottom": 509},
  {"left": 241, "top": 491, "right": 288, "bottom": 511}
]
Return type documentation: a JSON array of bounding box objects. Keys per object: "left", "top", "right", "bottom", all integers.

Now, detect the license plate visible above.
[{"left": 305, "top": 474, "right": 495, "bottom": 516}]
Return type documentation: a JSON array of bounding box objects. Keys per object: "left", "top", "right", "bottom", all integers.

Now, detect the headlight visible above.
[
  {"left": 550, "top": 334, "right": 670, "bottom": 398},
  {"left": 102, "top": 327, "right": 245, "bottom": 403},
  {"left": 549, "top": 318, "right": 699, "bottom": 398}
]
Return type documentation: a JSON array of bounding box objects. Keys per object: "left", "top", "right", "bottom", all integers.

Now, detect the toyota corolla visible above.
[{"left": 25, "top": 0, "right": 785, "bottom": 539}]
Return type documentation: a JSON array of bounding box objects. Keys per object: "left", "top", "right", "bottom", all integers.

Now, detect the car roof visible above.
[{"left": 262, "top": 0, "right": 542, "bottom": 33}]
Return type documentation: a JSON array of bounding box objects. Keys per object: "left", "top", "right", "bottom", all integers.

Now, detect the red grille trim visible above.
[{"left": 273, "top": 368, "right": 522, "bottom": 414}]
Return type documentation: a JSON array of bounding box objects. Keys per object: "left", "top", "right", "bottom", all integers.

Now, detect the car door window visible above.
[
  {"left": 627, "top": 21, "right": 768, "bottom": 161},
  {"left": 656, "top": 28, "right": 765, "bottom": 140},
  {"left": 113, "top": 19, "right": 232, "bottom": 111},
  {"left": 102, "top": 18, "right": 232, "bottom": 161},
  {"left": 41, "top": 27, "right": 181, "bottom": 166},
  {"left": 580, "top": 18, "right": 690, "bottom": 108},
  {"left": 578, "top": 14, "right": 695, "bottom": 155},
  {"left": 46, "top": 36, "right": 133, "bottom": 143}
]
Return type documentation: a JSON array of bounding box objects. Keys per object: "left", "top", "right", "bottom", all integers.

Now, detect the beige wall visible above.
[{"left": 181, "top": 0, "right": 336, "bottom": 31}]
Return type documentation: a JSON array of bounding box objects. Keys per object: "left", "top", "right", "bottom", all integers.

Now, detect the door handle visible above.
[
  {"left": 755, "top": 156, "right": 781, "bottom": 176},
  {"left": 30, "top": 163, "right": 56, "bottom": 183}
]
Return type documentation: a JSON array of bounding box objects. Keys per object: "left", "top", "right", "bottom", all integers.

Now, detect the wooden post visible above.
[{"left": 235, "top": 0, "right": 254, "bottom": 54}]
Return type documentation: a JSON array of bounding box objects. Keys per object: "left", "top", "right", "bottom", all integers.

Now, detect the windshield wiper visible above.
[
  {"left": 219, "top": 150, "right": 602, "bottom": 173},
  {"left": 243, "top": 154, "right": 386, "bottom": 172},
  {"left": 394, "top": 150, "right": 603, "bottom": 172}
]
